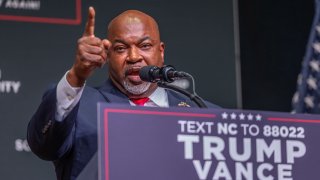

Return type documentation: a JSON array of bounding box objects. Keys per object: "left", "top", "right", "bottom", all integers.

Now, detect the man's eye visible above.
[
  {"left": 140, "top": 44, "right": 152, "bottom": 50},
  {"left": 114, "top": 46, "right": 126, "bottom": 53}
]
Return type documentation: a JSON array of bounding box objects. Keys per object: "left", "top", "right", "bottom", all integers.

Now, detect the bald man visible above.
[{"left": 27, "top": 7, "right": 218, "bottom": 180}]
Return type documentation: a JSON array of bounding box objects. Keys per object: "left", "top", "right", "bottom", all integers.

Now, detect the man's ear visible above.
[{"left": 160, "top": 42, "right": 165, "bottom": 63}]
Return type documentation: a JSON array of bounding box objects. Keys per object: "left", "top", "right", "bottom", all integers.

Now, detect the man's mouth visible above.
[{"left": 125, "top": 67, "right": 142, "bottom": 83}]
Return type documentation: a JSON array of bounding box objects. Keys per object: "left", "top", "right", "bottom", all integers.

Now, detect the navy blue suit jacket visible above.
[{"left": 27, "top": 79, "right": 219, "bottom": 180}]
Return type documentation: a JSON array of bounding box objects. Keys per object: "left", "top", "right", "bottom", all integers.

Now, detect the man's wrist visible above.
[{"left": 67, "top": 68, "right": 85, "bottom": 87}]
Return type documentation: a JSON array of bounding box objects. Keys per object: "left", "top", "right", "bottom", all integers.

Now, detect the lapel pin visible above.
[{"left": 178, "top": 102, "right": 191, "bottom": 107}]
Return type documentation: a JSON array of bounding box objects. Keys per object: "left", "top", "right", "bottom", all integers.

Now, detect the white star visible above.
[
  {"left": 309, "top": 60, "right": 320, "bottom": 72},
  {"left": 304, "top": 96, "right": 315, "bottom": 108},
  {"left": 313, "top": 42, "right": 320, "bottom": 53},
  {"left": 307, "top": 76, "right": 317, "bottom": 90},
  {"left": 247, "top": 114, "right": 253, "bottom": 120},
  {"left": 222, "top": 112, "right": 228, "bottom": 119},
  {"left": 231, "top": 113, "right": 237, "bottom": 120},
  {"left": 256, "top": 114, "right": 262, "bottom": 121},
  {"left": 239, "top": 113, "right": 245, "bottom": 120},
  {"left": 292, "top": 92, "right": 299, "bottom": 104}
]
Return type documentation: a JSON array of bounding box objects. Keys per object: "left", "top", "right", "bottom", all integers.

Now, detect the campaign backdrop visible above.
[{"left": 0, "top": 0, "right": 237, "bottom": 179}]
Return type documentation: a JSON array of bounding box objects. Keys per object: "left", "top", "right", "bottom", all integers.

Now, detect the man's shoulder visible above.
[
  {"left": 81, "top": 81, "right": 122, "bottom": 103},
  {"left": 81, "top": 85, "right": 104, "bottom": 100}
]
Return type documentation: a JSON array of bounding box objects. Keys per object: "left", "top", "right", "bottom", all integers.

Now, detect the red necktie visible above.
[{"left": 130, "top": 97, "right": 150, "bottom": 106}]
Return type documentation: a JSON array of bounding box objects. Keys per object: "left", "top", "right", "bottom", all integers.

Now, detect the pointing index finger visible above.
[{"left": 84, "top": 6, "right": 95, "bottom": 37}]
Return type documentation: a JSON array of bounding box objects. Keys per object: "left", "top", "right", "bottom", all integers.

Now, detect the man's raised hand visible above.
[
  {"left": 84, "top": 6, "right": 95, "bottom": 37},
  {"left": 68, "top": 7, "right": 111, "bottom": 87}
]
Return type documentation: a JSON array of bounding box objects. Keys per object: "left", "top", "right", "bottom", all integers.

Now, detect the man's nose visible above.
[{"left": 127, "top": 46, "right": 142, "bottom": 63}]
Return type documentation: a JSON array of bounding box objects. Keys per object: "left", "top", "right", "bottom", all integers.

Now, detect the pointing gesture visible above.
[
  {"left": 68, "top": 7, "right": 111, "bottom": 87},
  {"left": 84, "top": 7, "right": 95, "bottom": 37}
]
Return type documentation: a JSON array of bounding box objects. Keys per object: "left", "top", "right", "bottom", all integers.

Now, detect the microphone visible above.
[{"left": 139, "top": 65, "right": 189, "bottom": 83}]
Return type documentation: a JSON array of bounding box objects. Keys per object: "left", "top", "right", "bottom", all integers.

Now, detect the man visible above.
[{"left": 27, "top": 7, "right": 218, "bottom": 180}]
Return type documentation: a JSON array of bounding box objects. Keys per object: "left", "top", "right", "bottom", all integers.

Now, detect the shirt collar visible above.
[{"left": 149, "top": 87, "right": 169, "bottom": 107}]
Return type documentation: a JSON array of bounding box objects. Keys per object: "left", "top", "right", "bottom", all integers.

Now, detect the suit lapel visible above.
[
  {"left": 167, "top": 90, "right": 196, "bottom": 108},
  {"left": 97, "top": 79, "right": 130, "bottom": 105}
]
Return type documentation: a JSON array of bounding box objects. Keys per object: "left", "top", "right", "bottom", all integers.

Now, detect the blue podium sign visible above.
[{"left": 98, "top": 104, "right": 320, "bottom": 180}]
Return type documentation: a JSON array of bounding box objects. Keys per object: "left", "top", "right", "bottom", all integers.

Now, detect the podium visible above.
[{"left": 78, "top": 104, "right": 320, "bottom": 180}]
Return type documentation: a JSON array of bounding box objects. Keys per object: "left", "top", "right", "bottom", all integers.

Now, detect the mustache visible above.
[{"left": 124, "top": 66, "right": 142, "bottom": 76}]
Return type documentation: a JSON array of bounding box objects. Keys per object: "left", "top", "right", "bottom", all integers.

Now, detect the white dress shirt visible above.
[
  {"left": 129, "top": 87, "right": 169, "bottom": 107},
  {"left": 55, "top": 71, "right": 169, "bottom": 121}
]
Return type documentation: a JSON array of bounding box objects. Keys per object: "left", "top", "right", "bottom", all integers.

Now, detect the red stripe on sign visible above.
[{"left": 268, "top": 117, "right": 320, "bottom": 123}]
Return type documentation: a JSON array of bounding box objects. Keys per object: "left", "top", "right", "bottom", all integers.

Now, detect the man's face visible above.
[{"left": 107, "top": 15, "right": 164, "bottom": 97}]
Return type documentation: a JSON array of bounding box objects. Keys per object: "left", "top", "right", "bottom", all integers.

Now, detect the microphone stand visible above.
[{"left": 157, "top": 81, "right": 208, "bottom": 108}]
